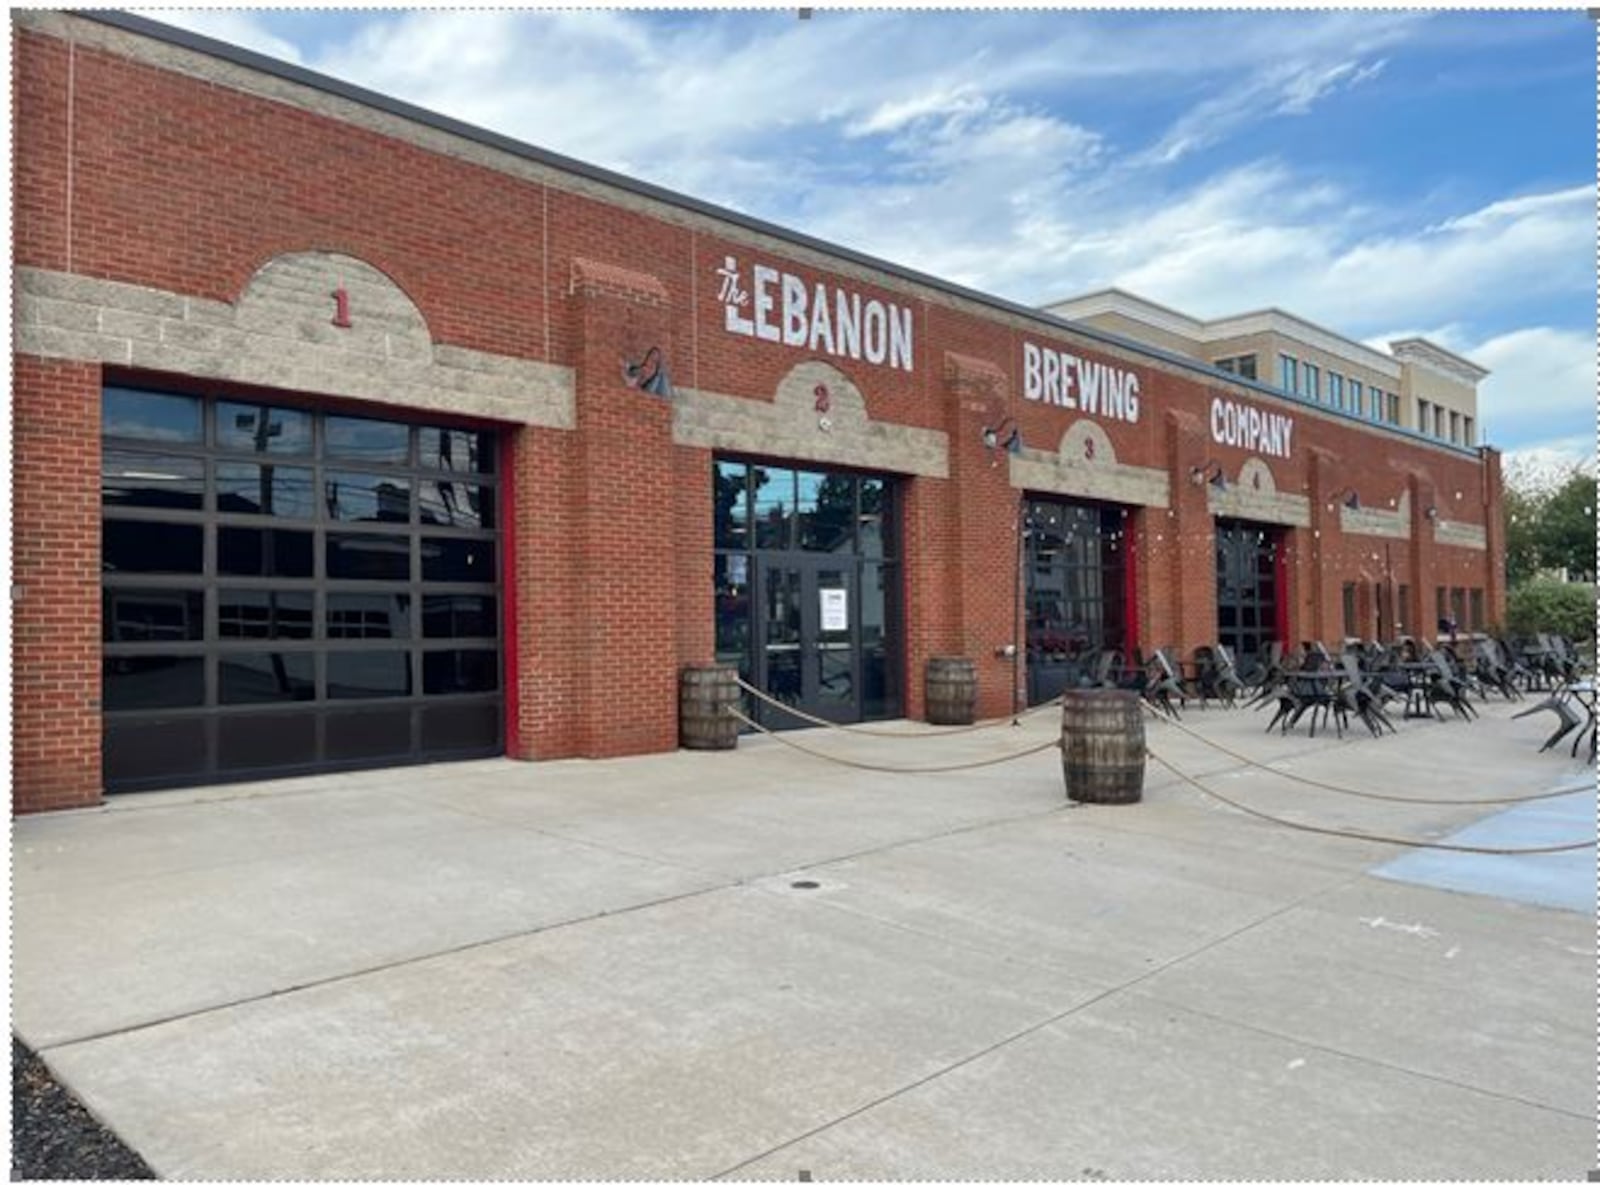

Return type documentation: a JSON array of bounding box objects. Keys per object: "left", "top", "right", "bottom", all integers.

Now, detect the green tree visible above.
[
  {"left": 1505, "top": 579, "right": 1596, "bottom": 642},
  {"left": 1503, "top": 482, "right": 1543, "bottom": 587},
  {"left": 1535, "top": 469, "right": 1596, "bottom": 582}
]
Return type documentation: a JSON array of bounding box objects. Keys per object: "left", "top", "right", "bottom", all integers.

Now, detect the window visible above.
[
  {"left": 1469, "top": 588, "right": 1485, "bottom": 632},
  {"left": 1417, "top": 399, "right": 1430, "bottom": 434},
  {"left": 1463, "top": 416, "right": 1475, "bottom": 447},
  {"left": 1434, "top": 406, "right": 1445, "bottom": 438},
  {"left": 1216, "top": 354, "right": 1258, "bottom": 380},
  {"left": 1026, "top": 499, "right": 1129, "bottom": 703},
  {"left": 1387, "top": 393, "right": 1400, "bottom": 424},
  {"left": 1279, "top": 355, "right": 1299, "bottom": 394},
  {"left": 100, "top": 385, "right": 503, "bottom": 792},
  {"left": 1342, "top": 582, "right": 1358, "bottom": 639},
  {"left": 1398, "top": 584, "right": 1411, "bottom": 634},
  {"left": 1449, "top": 411, "right": 1460, "bottom": 444},
  {"left": 1435, "top": 586, "right": 1448, "bottom": 630},
  {"left": 1303, "top": 363, "right": 1321, "bottom": 402},
  {"left": 1451, "top": 587, "right": 1467, "bottom": 631},
  {"left": 103, "top": 387, "right": 202, "bottom": 443},
  {"left": 1328, "top": 374, "right": 1344, "bottom": 411},
  {"left": 1349, "top": 379, "right": 1363, "bottom": 418}
]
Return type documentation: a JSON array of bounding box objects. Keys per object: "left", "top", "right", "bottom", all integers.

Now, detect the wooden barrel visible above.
[
  {"left": 1060, "top": 689, "right": 1145, "bottom": 804},
  {"left": 679, "top": 665, "right": 740, "bottom": 750},
  {"left": 925, "top": 656, "right": 977, "bottom": 725}
]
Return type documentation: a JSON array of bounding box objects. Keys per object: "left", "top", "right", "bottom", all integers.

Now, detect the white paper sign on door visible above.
[{"left": 819, "top": 588, "right": 849, "bottom": 632}]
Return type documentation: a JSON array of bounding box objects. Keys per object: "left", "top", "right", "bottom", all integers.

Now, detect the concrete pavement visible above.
[{"left": 13, "top": 697, "right": 1594, "bottom": 1178}]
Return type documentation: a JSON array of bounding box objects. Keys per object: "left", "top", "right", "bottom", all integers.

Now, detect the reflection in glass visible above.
[
  {"left": 753, "top": 467, "right": 793, "bottom": 551},
  {"left": 218, "top": 589, "right": 314, "bottom": 639},
  {"left": 102, "top": 388, "right": 201, "bottom": 443},
  {"left": 421, "top": 537, "right": 494, "bottom": 583},
  {"left": 858, "top": 478, "right": 887, "bottom": 558},
  {"left": 327, "top": 650, "right": 411, "bottom": 698},
  {"left": 102, "top": 521, "right": 203, "bottom": 574},
  {"left": 327, "top": 533, "right": 410, "bottom": 581},
  {"left": 325, "top": 416, "right": 409, "bottom": 463},
  {"left": 102, "top": 452, "right": 203, "bottom": 511},
  {"left": 325, "top": 471, "right": 413, "bottom": 523},
  {"left": 218, "top": 528, "right": 314, "bottom": 578},
  {"left": 216, "top": 402, "right": 312, "bottom": 454},
  {"left": 103, "top": 588, "right": 203, "bottom": 643},
  {"left": 714, "top": 461, "right": 749, "bottom": 550},
  {"left": 423, "top": 650, "right": 498, "bottom": 695},
  {"left": 216, "top": 463, "right": 314, "bottom": 518},
  {"left": 762, "top": 565, "right": 802, "bottom": 706},
  {"left": 418, "top": 428, "right": 494, "bottom": 474},
  {"left": 419, "top": 480, "right": 492, "bottom": 529},
  {"left": 713, "top": 554, "right": 751, "bottom": 677},
  {"left": 102, "top": 654, "right": 204, "bottom": 711},
  {"left": 219, "top": 652, "right": 315, "bottom": 704},
  {"left": 422, "top": 595, "right": 497, "bottom": 638},
  {"left": 329, "top": 592, "right": 412, "bottom": 639},
  {"left": 797, "top": 472, "right": 854, "bottom": 553},
  {"left": 814, "top": 567, "right": 852, "bottom": 707}
]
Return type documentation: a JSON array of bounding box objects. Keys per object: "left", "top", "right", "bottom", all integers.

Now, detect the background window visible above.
[
  {"left": 102, "top": 388, "right": 202, "bottom": 443},
  {"left": 325, "top": 416, "right": 409, "bottom": 463},
  {"left": 217, "top": 402, "right": 312, "bottom": 454}
]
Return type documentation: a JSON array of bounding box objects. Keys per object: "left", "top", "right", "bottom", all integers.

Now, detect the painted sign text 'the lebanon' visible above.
[{"left": 717, "top": 255, "right": 914, "bottom": 373}]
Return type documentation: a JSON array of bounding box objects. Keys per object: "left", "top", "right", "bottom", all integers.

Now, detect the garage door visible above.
[{"left": 101, "top": 385, "right": 503, "bottom": 791}]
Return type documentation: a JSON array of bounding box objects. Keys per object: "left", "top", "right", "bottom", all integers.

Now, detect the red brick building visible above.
[{"left": 11, "top": 11, "right": 1506, "bottom": 812}]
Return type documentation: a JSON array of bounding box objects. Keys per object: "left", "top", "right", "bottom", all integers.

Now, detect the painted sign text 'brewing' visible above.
[{"left": 1022, "top": 341, "right": 1141, "bottom": 424}]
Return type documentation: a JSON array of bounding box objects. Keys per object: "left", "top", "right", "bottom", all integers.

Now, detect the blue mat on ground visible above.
[{"left": 1370, "top": 784, "right": 1596, "bottom": 914}]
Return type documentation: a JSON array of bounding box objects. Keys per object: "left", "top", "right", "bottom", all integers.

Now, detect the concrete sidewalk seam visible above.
[
  {"left": 32, "top": 796, "right": 1076, "bottom": 1055},
  {"left": 1118, "top": 987, "right": 1592, "bottom": 1123},
  {"left": 710, "top": 861, "right": 1373, "bottom": 1179}
]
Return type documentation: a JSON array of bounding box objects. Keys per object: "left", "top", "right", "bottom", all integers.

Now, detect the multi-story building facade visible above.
[{"left": 1045, "top": 290, "right": 1484, "bottom": 447}]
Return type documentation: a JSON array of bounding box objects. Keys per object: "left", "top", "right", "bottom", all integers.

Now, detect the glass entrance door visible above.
[
  {"left": 757, "top": 558, "right": 859, "bottom": 725},
  {"left": 1215, "top": 518, "right": 1281, "bottom": 680}
]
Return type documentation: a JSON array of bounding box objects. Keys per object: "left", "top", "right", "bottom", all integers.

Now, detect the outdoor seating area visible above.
[{"left": 1079, "top": 634, "right": 1593, "bottom": 748}]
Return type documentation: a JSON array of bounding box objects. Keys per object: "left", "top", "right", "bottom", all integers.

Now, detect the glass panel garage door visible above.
[{"left": 101, "top": 385, "right": 502, "bottom": 791}]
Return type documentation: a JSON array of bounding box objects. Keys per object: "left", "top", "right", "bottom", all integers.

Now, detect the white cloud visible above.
[
  {"left": 129, "top": 9, "right": 1590, "bottom": 456},
  {"left": 846, "top": 85, "right": 989, "bottom": 139},
  {"left": 1469, "top": 326, "right": 1596, "bottom": 447}
]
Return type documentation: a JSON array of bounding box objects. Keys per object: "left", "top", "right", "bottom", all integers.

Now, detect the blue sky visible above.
[{"left": 144, "top": 8, "right": 1597, "bottom": 470}]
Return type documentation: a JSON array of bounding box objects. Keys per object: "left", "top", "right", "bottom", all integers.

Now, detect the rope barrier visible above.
[
  {"left": 1146, "top": 749, "right": 1595, "bottom": 856},
  {"left": 1138, "top": 698, "right": 1592, "bottom": 806},
  {"left": 734, "top": 677, "right": 1062, "bottom": 737},
  {"left": 721, "top": 693, "right": 1592, "bottom": 853},
  {"left": 728, "top": 707, "right": 1063, "bottom": 774}
]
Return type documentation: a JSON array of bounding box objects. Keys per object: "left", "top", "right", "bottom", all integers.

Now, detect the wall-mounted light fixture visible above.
[
  {"left": 1189, "top": 460, "right": 1227, "bottom": 490},
  {"left": 1423, "top": 504, "right": 1440, "bottom": 523},
  {"left": 621, "top": 346, "right": 674, "bottom": 398},
  {"left": 981, "top": 417, "right": 1022, "bottom": 466},
  {"left": 1328, "top": 487, "right": 1361, "bottom": 511}
]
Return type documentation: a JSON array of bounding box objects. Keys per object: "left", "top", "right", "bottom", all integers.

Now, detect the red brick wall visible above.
[
  {"left": 12, "top": 356, "right": 103, "bottom": 813},
  {"left": 10, "top": 22, "right": 1508, "bottom": 807}
]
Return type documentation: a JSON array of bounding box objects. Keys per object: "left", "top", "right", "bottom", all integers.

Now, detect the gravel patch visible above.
[{"left": 12, "top": 1039, "right": 154, "bottom": 1180}]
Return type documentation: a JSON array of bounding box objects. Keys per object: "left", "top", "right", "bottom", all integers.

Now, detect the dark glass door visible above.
[
  {"left": 756, "top": 557, "right": 859, "bottom": 725},
  {"left": 1215, "top": 518, "right": 1280, "bottom": 680},
  {"left": 714, "top": 457, "right": 900, "bottom": 726}
]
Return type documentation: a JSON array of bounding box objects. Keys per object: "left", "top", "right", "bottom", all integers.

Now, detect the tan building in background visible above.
[{"left": 1046, "top": 289, "right": 1484, "bottom": 448}]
